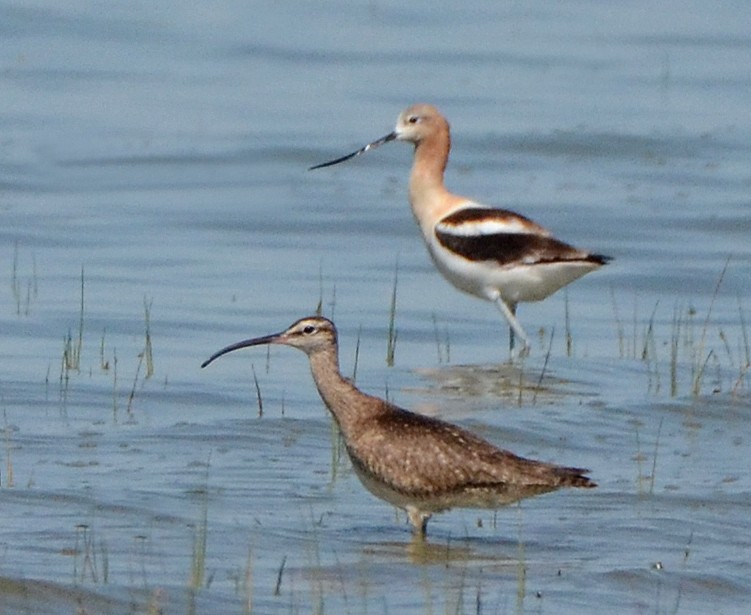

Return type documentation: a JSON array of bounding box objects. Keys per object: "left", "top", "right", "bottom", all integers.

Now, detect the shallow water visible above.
[{"left": 2, "top": 1, "right": 750, "bottom": 613}]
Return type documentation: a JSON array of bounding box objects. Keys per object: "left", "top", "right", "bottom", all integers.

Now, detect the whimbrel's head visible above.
[
  {"left": 308, "top": 103, "right": 448, "bottom": 170},
  {"left": 201, "top": 316, "right": 337, "bottom": 368}
]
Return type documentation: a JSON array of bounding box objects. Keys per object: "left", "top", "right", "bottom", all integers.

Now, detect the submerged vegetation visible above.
[
  {"left": 386, "top": 258, "right": 399, "bottom": 367},
  {"left": 610, "top": 259, "right": 749, "bottom": 398},
  {"left": 10, "top": 241, "right": 39, "bottom": 317},
  {"left": 54, "top": 267, "right": 158, "bottom": 420}
]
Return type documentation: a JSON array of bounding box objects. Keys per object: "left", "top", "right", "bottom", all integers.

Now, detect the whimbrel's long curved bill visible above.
[
  {"left": 201, "top": 333, "right": 280, "bottom": 368},
  {"left": 308, "top": 132, "right": 397, "bottom": 170}
]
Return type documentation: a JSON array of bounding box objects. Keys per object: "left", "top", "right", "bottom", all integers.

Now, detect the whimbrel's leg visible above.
[{"left": 407, "top": 507, "right": 431, "bottom": 539}]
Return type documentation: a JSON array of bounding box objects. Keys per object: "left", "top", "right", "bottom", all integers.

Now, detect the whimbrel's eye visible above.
[{"left": 303, "top": 325, "right": 316, "bottom": 335}]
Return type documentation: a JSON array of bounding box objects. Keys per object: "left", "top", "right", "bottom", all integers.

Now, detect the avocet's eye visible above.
[
  {"left": 407, "top": 115, "right": 419, "bottom": 124},
  {"left": 303, "top": 325, "right": 316, "bottom": 335}
]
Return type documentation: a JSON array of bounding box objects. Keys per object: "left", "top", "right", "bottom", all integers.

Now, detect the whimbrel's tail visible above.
[{"left": 555, "top": 466, "right": 597, "bottom": 489}]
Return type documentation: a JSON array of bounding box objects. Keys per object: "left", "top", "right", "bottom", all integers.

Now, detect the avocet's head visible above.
[
  {"left": 201, "top": 316, "right": 337, "bottom": 368},
  {"left": 392, "top": 103, "right": 449, "bottom": 145},
  {"left": 308, "top": 103, "right": 448, "bottom": 170}
]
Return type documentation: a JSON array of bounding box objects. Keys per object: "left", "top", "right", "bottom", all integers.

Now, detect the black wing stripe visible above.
[{"left": 436, "top": 230, "right": 610, "bottom": 266}]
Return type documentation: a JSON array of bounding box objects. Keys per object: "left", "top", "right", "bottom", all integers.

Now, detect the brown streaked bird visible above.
[
  {"left": 201, "top": 316, "right": 596, "bottom": 538},
  {"left": 310, "top": 104, "right": 611, "bottom": 356}
]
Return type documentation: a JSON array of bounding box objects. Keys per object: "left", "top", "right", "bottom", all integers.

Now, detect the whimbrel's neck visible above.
[
  {"left": 306, "top": 347, "right": 382, "bottom": 436},
  {"left": 408, "top": 128, "right": 461, "bottom": 237}
]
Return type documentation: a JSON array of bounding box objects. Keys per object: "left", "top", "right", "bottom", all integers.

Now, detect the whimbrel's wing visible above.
[{"left": 346, "top": 404, "right": 594, "bottom": 503}]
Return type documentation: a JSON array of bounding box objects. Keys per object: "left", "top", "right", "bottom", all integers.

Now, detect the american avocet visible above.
[
  {"left": 202, "top": 316, "right": 596, "bottom": 538},
  {"left": 310, "top": 104, "right": 611, "bottom": 356}
]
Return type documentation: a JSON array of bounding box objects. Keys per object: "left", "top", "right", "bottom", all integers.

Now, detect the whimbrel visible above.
[{"left": 202, "top": 316, "right": 596, "bottom": 538}]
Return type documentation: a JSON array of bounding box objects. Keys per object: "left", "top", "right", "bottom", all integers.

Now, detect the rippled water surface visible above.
[{"left": 2, "top": 1, "right": 750, "bottom": 613}]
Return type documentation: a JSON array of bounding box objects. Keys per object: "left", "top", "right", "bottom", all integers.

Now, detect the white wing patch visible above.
[{"left": 436, "top": 206, "right": 552, "bottom": 237}]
